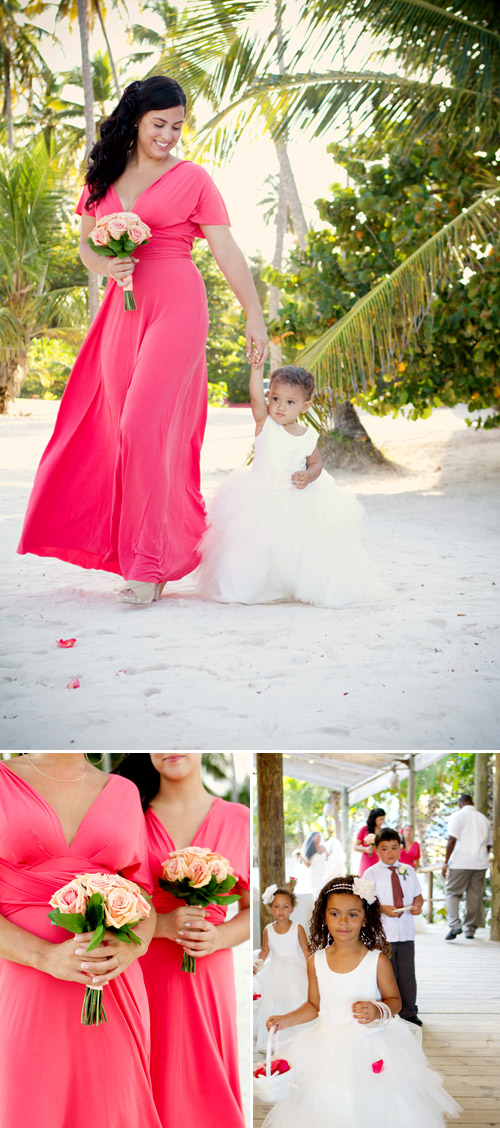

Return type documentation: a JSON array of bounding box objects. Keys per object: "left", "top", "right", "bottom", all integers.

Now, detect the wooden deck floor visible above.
[{"left": 253, "top": 923, "right": 500, "bottom": 1128}]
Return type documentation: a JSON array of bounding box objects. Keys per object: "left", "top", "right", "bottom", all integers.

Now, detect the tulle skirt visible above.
[
  {"left": 255, "top": 956, "right": 310, "bottom": 1053},
  {"left": 199, "top": 467, "right": 383, "bottom": 608},
  {"left": 262, "top": 1016, "right": 461, "bottom": 1128}
]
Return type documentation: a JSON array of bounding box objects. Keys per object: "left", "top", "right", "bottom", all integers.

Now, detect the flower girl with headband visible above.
[
  {"left": 198, "top": 362, "right": 383, "bottom": 607},
  {"left": 263, "top": 875, "right": 461, "bottom": 1128},
  {"left": 254, "top": 884, "right": 310, "bottom": 1053}
]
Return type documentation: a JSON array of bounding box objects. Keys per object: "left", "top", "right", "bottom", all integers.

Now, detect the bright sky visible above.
[{"left": 36, "top": 0, "right": 353, "bottom": 260}]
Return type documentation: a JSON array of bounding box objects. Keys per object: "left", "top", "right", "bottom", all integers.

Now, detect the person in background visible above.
[
  {"left": 442, "top": 793, "right": 491, "bottom": 941},
  {"left": 354, "top": 807, "right": 386, "bottom": 875},
  {"left": 400, "top": 824, "right": 421, "bottom": 870},
  {"left": 370, "top": 827, "right": 423, "bottom": 1026}
]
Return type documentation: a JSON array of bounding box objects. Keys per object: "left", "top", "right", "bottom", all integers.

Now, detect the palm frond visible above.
[{"left": 294, "top": 188, "right": 500, "bottom": 401}]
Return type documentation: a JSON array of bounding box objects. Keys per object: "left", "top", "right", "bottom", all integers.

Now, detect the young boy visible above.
[{"left": 370, "top": 827, "right": 424, "bottom": 1026}]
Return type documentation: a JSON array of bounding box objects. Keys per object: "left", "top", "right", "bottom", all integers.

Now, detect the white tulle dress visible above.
[
  {"left": 255, "top": 922, "right": 309, "bottom": 1053},
  {"left": 198, "top": 415, "right": 382, "bottom": 607},
  {"left": 263, "top": 948, "right": 461, "bottom": 1129}
]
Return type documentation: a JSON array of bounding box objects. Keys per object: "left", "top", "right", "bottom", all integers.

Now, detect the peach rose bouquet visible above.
[
  {"left": 48, "top": 872, "right": 151, "bottom": 1025},
  {"left": 159, "top": 847, "right": 241, "bottom": 973},
  {"left": 88, "top": 212, "right": 151, "bottom": 310}
]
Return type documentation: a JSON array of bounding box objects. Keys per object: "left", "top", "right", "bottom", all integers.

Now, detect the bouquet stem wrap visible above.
[{"left": 159, "top": 848, "right": 241, "bottom": 974}]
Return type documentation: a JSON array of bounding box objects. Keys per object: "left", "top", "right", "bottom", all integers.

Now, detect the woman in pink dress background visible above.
[
  {"left": 0, "top": 753, "right": 160, "bottom": 1129},
  {"left": 115, "top": 752, "right": 250, "bottom": 1128},
  {"left": 400, "top": 824, "right": 421, "bottom": 869},
  {"left": 18, "top": 75, "right": 268, "bottom": 605},
  {"left": 354, "top": 806, "right": 386, "bottom": 875}
]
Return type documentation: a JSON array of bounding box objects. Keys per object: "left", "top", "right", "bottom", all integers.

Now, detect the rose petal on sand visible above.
[
  {"left": 66, "top": 678, "right": 80, "bottom": 689},
  {"left": 372, "top": 1059, "right": 384, "bottom": 1074},
  {"left": 57, "top": 639, "right": 76, "bottom": 648}
]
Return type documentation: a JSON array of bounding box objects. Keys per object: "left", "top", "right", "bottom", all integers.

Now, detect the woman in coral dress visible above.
[
  {"left": 355, "top": 808, "right": 386, "bottom": 876},
  {"left": 0, "top": 754, "right": 160, "bottom": 1129},
  {"left": 116, "top": 753, "right": 250, "bottom": 1128},
  {"left": 18, "top": 75, "right": 267, "bottom": 605}
]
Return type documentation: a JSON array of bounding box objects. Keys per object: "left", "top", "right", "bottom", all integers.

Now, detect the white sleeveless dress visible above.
[
  {"left": 198, "top": 415, "right": 383, "bottom": 607},
  {"left": 263, "top": 948, "right": 461, "bottom": 1128},
  {"left": 255, "top": 922, "right": 309, "bottom": 1052}
]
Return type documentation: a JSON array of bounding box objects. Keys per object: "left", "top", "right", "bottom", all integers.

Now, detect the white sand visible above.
[{"left": 1, "top": 400, "right": 498, "bottom": 751}]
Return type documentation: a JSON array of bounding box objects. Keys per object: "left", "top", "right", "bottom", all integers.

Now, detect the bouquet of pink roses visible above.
[
  {"left": 159, "top": 846, "right": 241, "bottom": 973},
  {"left": 49, "top": 872, "right": 151, "bottom": 1025},
  {"left": 88, "top": 212, "right": 151, "bottom": 311}
]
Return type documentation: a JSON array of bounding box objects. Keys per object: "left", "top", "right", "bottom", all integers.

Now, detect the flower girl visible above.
[
  {"left": 254, "top": 885, "right": 310, "bottom": 1053},
  {"left": 198, "top": 363, "right": 382, "bottom": 607},
  {"left": 262, "top": 875, "right": 461, "bottom": 1128}
]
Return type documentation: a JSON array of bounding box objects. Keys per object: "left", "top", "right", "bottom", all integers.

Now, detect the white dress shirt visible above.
[
  {"left": 447, "top": 805, "right": 491, "bottom": 869},
  {"left": 370, "top": 860, "right": 422, "bottom": 943}
]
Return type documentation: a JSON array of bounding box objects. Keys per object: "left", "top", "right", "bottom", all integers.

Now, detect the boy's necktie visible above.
[{"left": 389, "top": 865, "right": 404, "bottom": 907}]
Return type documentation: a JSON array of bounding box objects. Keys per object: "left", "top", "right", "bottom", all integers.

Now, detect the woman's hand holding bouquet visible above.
[
  {"left": 159, "top": 847, "right": 241, "bottom": 972},
  {"left": 88, "top": 212, "right": 151, "bottom": 310},
  {"left": 48, "top": 872, "right": 151, "bottom": 1024}
]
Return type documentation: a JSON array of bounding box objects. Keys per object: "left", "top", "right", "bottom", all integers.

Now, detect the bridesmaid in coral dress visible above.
[
  {"left": 18, "top": 75, "right": 268, "bottom": 605},
  {"left": 0, "top": 754, "right": 161, "bottom": 1129},
  {"left": 116, "top": 753, "right": 250, "bottom": 1128}
]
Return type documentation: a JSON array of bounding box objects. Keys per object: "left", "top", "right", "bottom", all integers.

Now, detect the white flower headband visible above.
[
  {"left": 262, "top": 883, "right": 278, "bottom": 905},
  {"left": 325, "top": 876, "right": 377, "bottom": 905}
]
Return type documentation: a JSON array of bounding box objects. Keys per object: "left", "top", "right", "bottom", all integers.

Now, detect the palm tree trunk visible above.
[
  {"left": 76, "top": 0, "right": 100, "bottom": 323},
  {"left": 276, "top": 143, "right": 307, "bottom": 250},
  {"left": 269, "top": 172, "right": 287, "bottom": 369},
  {"left": 4, "top": 53, "right": 14, "bottom": 149},
  {"left": 95, "top": 0, "right": 121, "bottom": 99}
]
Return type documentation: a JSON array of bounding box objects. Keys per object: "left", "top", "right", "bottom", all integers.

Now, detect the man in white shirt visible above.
[{"left": 442, "top": 793, "right": 491, "bottom": 940}]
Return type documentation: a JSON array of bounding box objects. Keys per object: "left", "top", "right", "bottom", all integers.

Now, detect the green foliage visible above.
[
  {"left": 159, "top": 873, "right": 241, "bottom": 906},
  {"left": 283, "top": 777, "right": 331, "bottom": 844},
  {"left": 22, "top": 338, "right": 78, "bottom": 399},
  {"left": 272, "top": 135, "right": 500, "bottom": 427},
  {"left": 192, "top": 240, "right": 250, "bottom": 401}
]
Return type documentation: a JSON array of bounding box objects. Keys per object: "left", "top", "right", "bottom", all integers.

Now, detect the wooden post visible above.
[
  {"left": 428, "top": 868, "right": 433, "bottom": 924},
  {"left": 407, "top": 752, "right": 416, "bottom": 827},
  {"left": 256, "top": 754, "right": 285, "bottom": 940},
  {"left": 474, "top": 752, "right": 489, "bottom": 816},
  {"left": 342, "top": 787, "right": 351, "bottom": 872},
  {"left": 491, "top": 754, "right": 500, "bottom": 942}
]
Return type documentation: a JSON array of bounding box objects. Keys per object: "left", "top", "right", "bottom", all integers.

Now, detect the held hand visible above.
[
  {"left": 266, "top": 1014, "right": 289, "bottom": 1031},
  {"left": 291, "top": 470, "right": 308, "bottom": 490},
  {"left": 158, "top": 904, "right": 207, "bottom": 942},
  {"left": 441, "top": 865, "right": 448, "bottom": 878},
  {"left": 366, "top": 845, "right": 374, "bottom": 855},
  {"left": 380, "top": 905, "right": 403, "bottom": 917},
  {"left": 245, "top": 315, "right": 268, "bottom": 365},
  {"left": 73, "top": 929, "right": 145, "bottom": 987},
  {"left": 410, "top": 903, "right": 423, "bottom": 915},
  {"left": 106, "top": 256, "right": 139, "bottom": 286},
  {"left": 175, "top": 915, "right": 219, "bottom": 958},
  {"left": 352, "top": 1000, "right": 379, "bottom": 1025}
]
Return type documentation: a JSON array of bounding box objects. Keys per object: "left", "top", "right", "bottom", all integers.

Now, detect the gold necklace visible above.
[{"left": 23, "top": 754, "right": 89, "bottom": 783}]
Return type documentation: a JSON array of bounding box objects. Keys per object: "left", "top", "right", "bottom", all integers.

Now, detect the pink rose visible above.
[
  {"left": 181, "top": 847, "right": 211, "bottom": 866},
  {"left": 81, "top": 872, "right": 119, "bottom": 896},
  {"left": 162, "top": 855, "right": 189, "bottom": 882},
  {"left": 90, "top": 225, "right": 110, "bottom": 246},
  {"left": 128, "top": 223, "right": 149, "bottom": 244},
  {"left": 50, "top": 878, "right": 87, "bottom": 915},
  {"left": 209, "top": 856, "right": 229, "bottom": 883},
  {"left": 104, "top": 886, "right": 141, "bottom": 928},
  {"left": 186, "top": 858, "right": 212, "bottom": 888},
  {"left": 107, "top": 217, "right": 128, "bottom": 240}
]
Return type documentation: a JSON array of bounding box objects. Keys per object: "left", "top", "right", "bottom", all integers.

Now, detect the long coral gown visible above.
[
  {"left": 140, "top": 797, "right": 250, "bottom": 1128},
  {"left": 18, "top": 161, "right": 230, "bottom": 583},
  {"left": 0, "top": 765, "right": 161, "bottom": 1129}
]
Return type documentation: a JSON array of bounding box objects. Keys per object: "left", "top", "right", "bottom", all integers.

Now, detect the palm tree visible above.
[
  {"left": 55, "top": 0, "right": 127, "bottom": 100},
  {"left": 0, "top": 0, "right": 47, "bottom": 148},
  {"left": 0, "top": 137, "right": 85, "bottom": 411}
]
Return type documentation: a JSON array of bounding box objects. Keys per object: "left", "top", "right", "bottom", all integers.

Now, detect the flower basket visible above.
[{"left": 253, "top": 1027, "right": 293, "bottom": 1104}]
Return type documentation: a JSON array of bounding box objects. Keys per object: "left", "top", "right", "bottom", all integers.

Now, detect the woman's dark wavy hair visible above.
[
  {"left": 309, "top": 875, "right": 390, "bottom": 956},
  {"left": 112, "top": 753, "right": 160, "bottom": 811},
  {"left": 85, "top": 76, "right": 187, "bottom": 208},
  {"left": 366, "top": 807, "right": 386, "bottom": 835},
  {"left": 304, "top": 831, "right": 320, "bottom": 859}
]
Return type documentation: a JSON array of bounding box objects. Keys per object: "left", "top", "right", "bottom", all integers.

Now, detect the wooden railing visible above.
[{"left": 418, "top": 865, "right": 446, "bottom": 923}]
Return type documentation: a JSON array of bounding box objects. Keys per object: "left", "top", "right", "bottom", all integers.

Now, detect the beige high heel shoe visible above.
[{"left": 116, "top": 581, "right": 166, "bottom": 605}]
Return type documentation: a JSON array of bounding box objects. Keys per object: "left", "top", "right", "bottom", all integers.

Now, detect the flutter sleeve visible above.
[
  {"left": 75, "top": 183, "right": 97, "bottom": 216},
  {"left": 190, "top": 167, "right": 230, "bottom": 227}
]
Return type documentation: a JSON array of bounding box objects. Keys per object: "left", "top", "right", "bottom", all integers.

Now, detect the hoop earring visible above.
[{"left": 84, "top": 753, "right": 105, "bottom": 765}]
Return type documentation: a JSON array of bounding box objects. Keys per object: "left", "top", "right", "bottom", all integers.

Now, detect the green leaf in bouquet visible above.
[
  {"left": 86, "top": 892, "right": 105, "bottom": 929},
  {"left": 48, "top": 909, "right": 87, "bottom": 933},
  {"left": 85, "top": 921, "right": 106, "bottom": 951},
  {"left": 212, "top": 892, "right": 241, "bottom": 905},
  {"left": 215, "top": 875, "right": 237, "bottom": 893},
  {"left": 89, "top": 242, "right": 115, "bottom": 257},
  {"left": 108, "top": 238, "right": 126, "bottom": 252},
  {"left": 122, "top": 238, "right": 136, "bottom": 252},
  {"left": 112, "top": 924, "right": 143, "bottom": 945}
]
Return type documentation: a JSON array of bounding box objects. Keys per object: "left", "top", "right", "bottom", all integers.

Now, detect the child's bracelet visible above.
[
  {"left": 253, "top": 957, "right": 264, "bottom": 971},
  {"left": 366, "top": 1001, "right": 392, "bottom": 1028}
]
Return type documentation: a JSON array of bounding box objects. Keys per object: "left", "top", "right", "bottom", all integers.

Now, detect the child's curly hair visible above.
[{"left": 309, "top": 875, "right": 390, "bottom": 955}]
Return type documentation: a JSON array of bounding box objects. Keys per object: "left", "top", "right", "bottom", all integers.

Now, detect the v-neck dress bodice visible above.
[
  {"left": 18, "top": 161, "right": 230, "bottom": 584},
  {"left": 0, "top": 765, "right": 160, "bottom": 1129},
  {"left": 140, "top": 797, "right": 250, "bottom": 1128}
]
